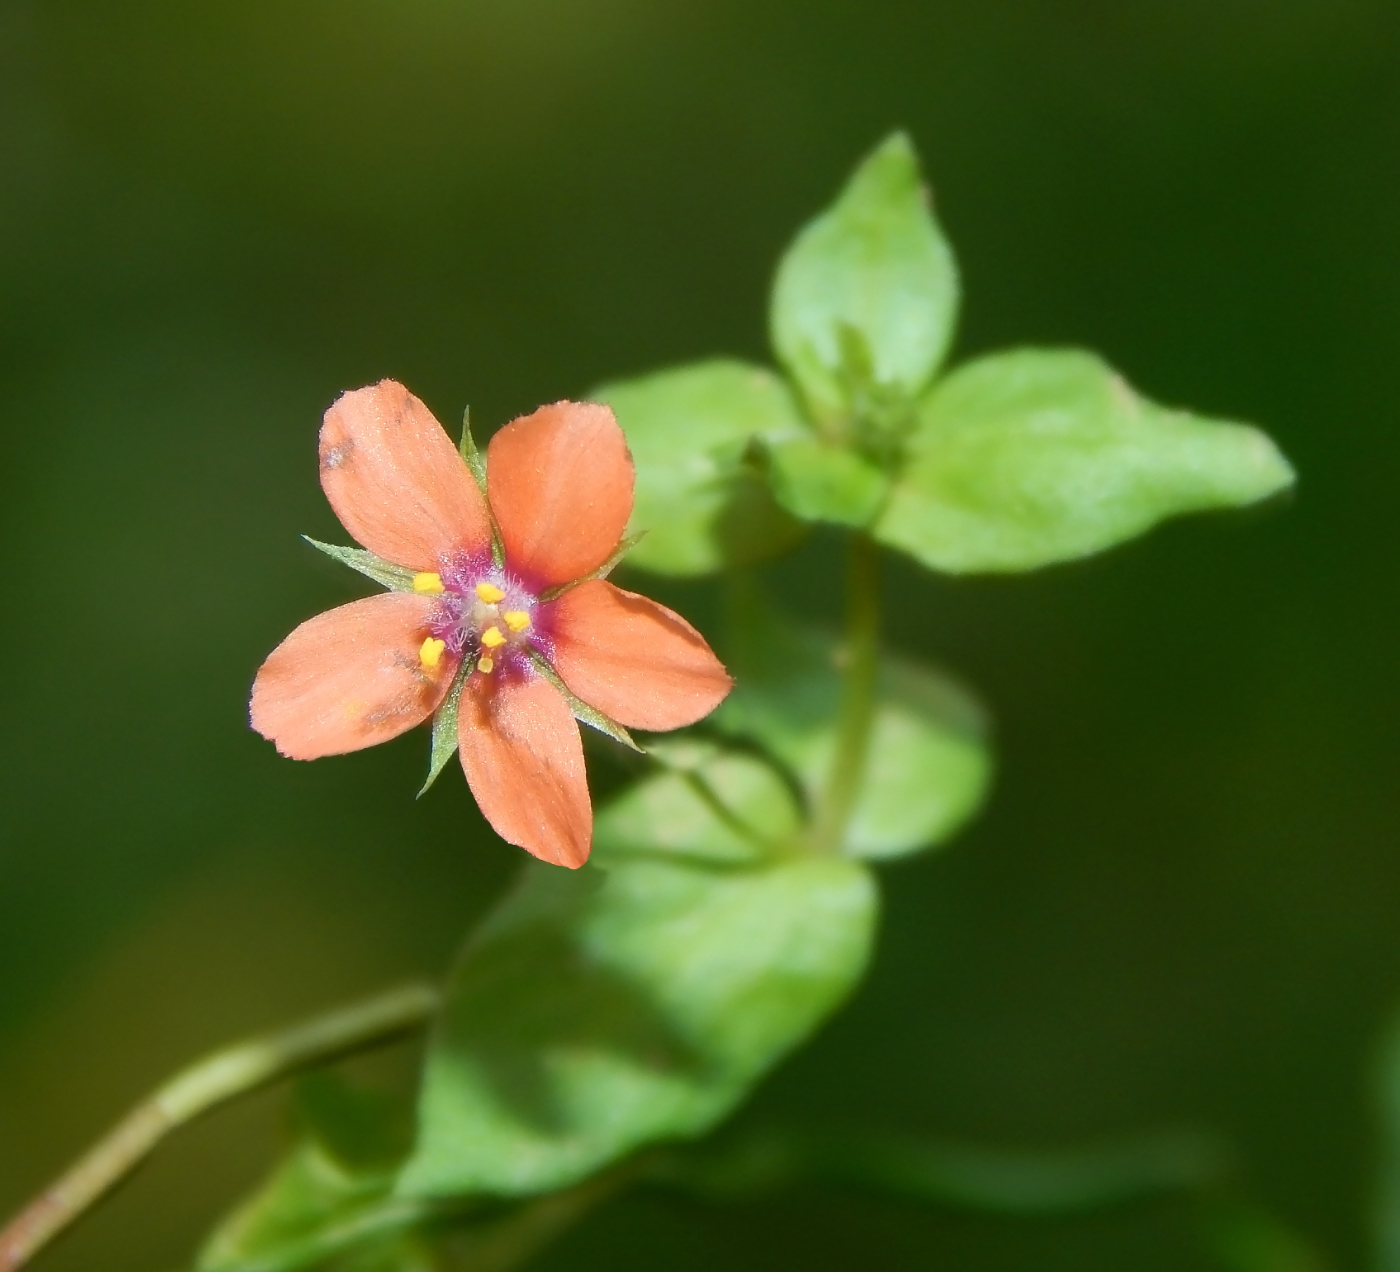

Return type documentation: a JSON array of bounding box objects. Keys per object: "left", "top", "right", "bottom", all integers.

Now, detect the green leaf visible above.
[
  {"left": 763, "top": 436, "right": 890, "bottom": 529},
  {"left": 419, "top": 663, "right": 470, "bottom": 799},
  {"left": 874, "top": 348, "right": 1296, "bottom": 574},
  {"left": 196, "top": 1140, "right": 411, "bottom": 1272},
  {"left": 715, "top": 597, "right": 992, "bottom": 860},
  {"left": 198, "top": 1077, "right": 436, "bottom": 1272},
  {"left": 397, "top": 852, "right": 877, "bottom": 1198},
  {"left": 593, "top": 738, "right": 803, "bottom": 865},
  {"left": 770, "top": 132, "right": 959, "bottom": 429},
  {"left": 304, "top": 538, "right": 417, "bottom": 592},
  {"left": 592, "top": 360, "right": 808, "bottom": 576}
]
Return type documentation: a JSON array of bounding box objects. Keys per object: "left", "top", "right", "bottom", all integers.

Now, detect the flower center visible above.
[{"left": 413, "top": 565, "right": 539, "bottom": 676}]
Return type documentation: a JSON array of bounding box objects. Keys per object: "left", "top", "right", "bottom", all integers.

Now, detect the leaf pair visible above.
[{"left": 598, "top": 133, "right": 1293, "bottom": 578}]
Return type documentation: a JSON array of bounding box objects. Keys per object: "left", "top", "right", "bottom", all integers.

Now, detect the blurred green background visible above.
[{"left": 2, "top": 0, "right": 1398, "bottom": 1267}]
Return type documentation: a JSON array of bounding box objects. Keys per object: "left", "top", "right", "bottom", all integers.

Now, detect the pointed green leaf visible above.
[
  {"left": 593, "top": 738, "right": 802, "bottom": 866},
  {"left": 715, "top": 597, "right": 992, "bottom": 860},
  {"left": 875, "top": 348, "right": 1296, "bottom": 574},
  {"left": 304, "top": 538, "right": 417, "bottom": 592},
  {"left": 770, "top": 132, "right": 959, "bottom": 429},
  {"left": 763, "top": 436, "right": 890, "bottom": 529},
  {"left": 397, "top": 853, "right": 876, "bottom": 1198},
  {"left": 419, "top": 663, "right": 470, "bottom": 798},
  {"left": 592, "top": 360, "right": 808, "bottom": 576}
]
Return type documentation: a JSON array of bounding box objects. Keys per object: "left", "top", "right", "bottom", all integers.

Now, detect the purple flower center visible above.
[{"left": 424, "top": 551, "right": 551, "bottom": 676}]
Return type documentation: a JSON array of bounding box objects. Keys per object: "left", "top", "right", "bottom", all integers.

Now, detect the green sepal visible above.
[
  {"left": 303, "top": 537, "right": 417, "bottom": 592},
  {"left": 715, "top": 592, "right": 992, "bottom": 860},
  {"left": 769, "top": 132, "right": 959, "bottom": 432},
  {"left": 762, "top": 436, "right": 890, "bottom": 529},
  {"left": 592, "top": 359, "right": 808, "bottom": 576},
  {"left": 539, "top": 533, "right": 647, "bottom": 602},
  {"left": 459, "top": 407, "right": 504, "bottom": 570},
  {"left": 418, "top": 661, "right": 471, "bottom": 799},
  {"left": 874, "top": 348, "right": 1296, "bottom": 574},
  {"left": 457, "top": 405, "right": 487, "bottom": 491},
  {"left": 526, "top": 649, "right": 642, "bottom": 753},
  {"left": 397, "top": 852, "right": 877, "bottom": 1198},
  {"left": 592, "top": 737, "right": 803, "bottom": 866}
]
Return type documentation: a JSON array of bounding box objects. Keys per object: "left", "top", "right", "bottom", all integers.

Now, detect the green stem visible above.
[
  {"left": 0, "top": 982, "right": 441, "bottom": 1271},
  {"left": 814, "top": 531, "right": 881, "bottom": 854}
]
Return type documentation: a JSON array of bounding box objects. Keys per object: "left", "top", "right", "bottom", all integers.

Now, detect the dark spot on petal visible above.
[{"left": 321, "top": 439, "right": 355, "bottom": 470}]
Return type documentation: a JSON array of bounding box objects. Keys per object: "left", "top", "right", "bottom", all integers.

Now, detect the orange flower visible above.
[{"left": 250, "top": 380, "right": 733, "bottom": 868}]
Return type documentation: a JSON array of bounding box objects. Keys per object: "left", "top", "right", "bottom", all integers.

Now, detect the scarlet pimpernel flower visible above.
[{"left": 250, "top": 381, "right": 733, "bottom": 868}]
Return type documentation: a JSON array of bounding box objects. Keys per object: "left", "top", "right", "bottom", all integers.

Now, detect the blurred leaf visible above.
[
  {"left": 196, "top": 1139, "right": 416, "bottom": 1272},
  {"left": 296, "top": 1073, "right": 415, "bottom": 1176},
  {"left": 593, "top": 738, "right": 802, "bottom": 866},
  {"left": 648, "top": 1125, "right": 1230, "bottom": 1215},
  {"left": 398, "top": 853, "right": 876, "bottom": 1198},
  {"left": 199, "top": 1076, "right": 433, "bottom": 1272},
  {"left": 592, "top": 360, "right": 808, "bottom": 575},
  {"left": 769, "top": 132, "right": 959, "bottom": 430},
  {"left": 715, "top": 595, "right": 992, "bottom": 860},
  {"left": 303, "top": 538, "right": 417, "bottom": 592},
  {"left": 875, "top": 348, "right": 1295, "bottom": 574},
  {"left": 763, "top": 436, "right": 890, "bottom": 529}
]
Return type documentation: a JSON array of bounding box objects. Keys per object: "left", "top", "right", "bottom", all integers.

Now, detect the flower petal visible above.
[
  {"left": 320, "top": 380, "right": 492, "bottom": 571},
  {"left": 457, "top": 669, "right": 592, "bottom": 868},
  {"left": 251, "top": 593, "right": 452, "bottom": 759},
  {"left": 487, "top": 401, "right": 634, "bottom": 589},
  {"left": 548, "top": 580, "right": 733, "bottom": 731}
]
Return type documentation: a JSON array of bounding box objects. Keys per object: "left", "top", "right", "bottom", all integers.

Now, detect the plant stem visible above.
[
  {"left": 814, "top": 531, "right": 881, "bottom": 854},
  {"left": 0, "top": 982, "right": 441, "bottom": 1271}
]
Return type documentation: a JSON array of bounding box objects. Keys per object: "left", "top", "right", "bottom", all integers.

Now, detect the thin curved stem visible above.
[
  {"left": 0, "top": 982, "right": 441, "bottom": 1271},
  {"left": 813, "top": 531, "right": 881, "bottom": 854}
]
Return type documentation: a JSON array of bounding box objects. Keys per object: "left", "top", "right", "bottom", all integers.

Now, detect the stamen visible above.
[
  {"left": 412, "top": 572, "right": 444, "bottom": 594},
  {"left": 503, "top": 610, "right": 531, "bottom": 632},
  {"left": 475, "top": 581, "right": 506, "bottom": 603},
  {"left": 480, "top": 626, "right": 506, "bottom": 649},
  {"left": 477, "top": 656, "right": 495, "bottom": 674},
  {"left": 419, "top": 636, "right": 446, "bottom": 668}
]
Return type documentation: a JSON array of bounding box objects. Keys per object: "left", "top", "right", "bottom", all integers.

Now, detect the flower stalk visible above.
[
  {"left": 813, "top": 531, "right": 881, "bottom": 854},
  {"left": 0, "top": 983, "right": 441, "bottom": 1271}
]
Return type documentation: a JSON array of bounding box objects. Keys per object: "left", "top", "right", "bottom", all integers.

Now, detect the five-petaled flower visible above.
[{"left": 250, "top": 381, "right": 732, "bottom": 868}]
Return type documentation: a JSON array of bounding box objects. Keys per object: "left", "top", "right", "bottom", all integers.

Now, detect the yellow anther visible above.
[
  {"left": 477, "top": 656, "right": 495, "bottom": 674},
  {"left": 412, "top": 572, "right": 444, "bottom": 594},
  {"left": 480, "top": 625, "right": 506, "bottom": 649},
  {"left": 419, "top": 637, "right": 446, "bottom": 669},
  {"left": 503, "top": 610, "right": 531, "bottom": 632},
  {"left": 475, "top": 581, "right": 506, "bottom": 603}
]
